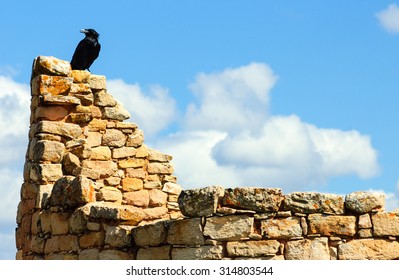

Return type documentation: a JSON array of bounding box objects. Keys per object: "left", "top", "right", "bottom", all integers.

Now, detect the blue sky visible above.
[{"left": 1, "top": 1, "right": 399, "bottom": 259}]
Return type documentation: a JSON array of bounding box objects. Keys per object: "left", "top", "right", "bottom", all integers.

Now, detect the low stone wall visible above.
[{"left": 134, "top": 187, "right": 399, "bottom": 260}]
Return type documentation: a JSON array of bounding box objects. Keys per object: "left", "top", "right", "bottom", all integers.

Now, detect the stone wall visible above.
[
  {"left": 16, "top": 56, "right": 182, "bottom": 260},
  {"left": 16, "top": 56, "right": 399, "bottom": 260}
]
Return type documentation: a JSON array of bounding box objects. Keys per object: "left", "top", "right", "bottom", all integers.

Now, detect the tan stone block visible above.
[
  {"left": 149, "top": 189, "right": 168, "bottom": 207},
  {"left": 118, "top": 158, "right": 146, "bottom": 169},
  {"left": 147, "top": 162, "right": 174, "bottom": 175},
  {"left": 123, "top": 190, "right": 149, "bottom": 207},
  {"left": 105, "top": 225, "right": 133, "bottom": 247},
  {"left": 102, "top": 129, "right": 126, "bottom": 147},
  {"left": 132, "top": 222, "right": 166, "bottom": 247},
  {"left": 135, "top": 145, "right": 149, "bottom": 158},
  {"left": 261, "top": 217, "right": 302, "bottom": 239},
  {"left": 338, "top": 239, "right": 399, "bottom": 260},
  {"left": 148, "top": 148, "right": 173, "bottom": 162},
  {"left": 162, "top": 182, "right": 182, "bottom": 195},
  {"left": 358, "top": 213, "right": 372, "bottom": 229},
  {"left": 112, "top": 147, "right": 136, "bottom": 159},
  {"left": 141, "top": 207, "right": 168, "bottom": 220},
  {"left": 33, "top": 121, "right": 82, "bottom": 139},
  {"left": 30, "top": 236, "right": 45, "bottom": 254},
  {"left": 31, "top": 75, "right": 73, "bottom": 96},
  {"left": 89, "top": 75, "right": 106, "bottom": 90},
  {"left": 284, "top": 192, "right": 344, "bottom": 214},
  {"left": 99, "top": 250, "right": 132, "bottom": 260},
  {"left": 90, "top": 146, "right": 112, "bottom": 160},
  {"left": 372, "top": 212, "right": 399, "bottom": 236},
  {"left": 41, "top": 93, "right": 81, "bottom": 105},
  {"left": 44, "top": 235, "right": 79, "bottom": 254},
  {"left": 30, "top": 140, "right": 65, "bottom": 163},
  {"left": 167, "top": 218, "right": 205, "bottom": 245},
  {"left": 144, "top": 181, "right": 162, "bottom": 189},
  {"left": 36, "top": 184, "right": 52, "bottom": 209},
  {"left": 125, "top": 168, "right": 146, "bottom": 179},
  {"left": 79, "top": 231, "right": 105, "bottom": 248},
  {"left": 30, "top": 163, "right": 63, "bottom": 183},
  {"left": 103, "top": 104, "right": 130, "bottom": 121},
  {"left": 137, "top": 246, "right": 171, "bottom": 260},
  {"left": 345, "top": 191, "right": 385, "bottom": 213},
  {"left": 70, "top": 82, "right": 91, "bottom": 94},
  {"left": 285, "top": 237, "right": 330, "bottom": 260},
  {"left": 204, "top": 215, "right": 253, "bottom": 241},
  {"left": 32, "top": 56, "right": 72, "bottom": 77},
  {"left": 40, "top": 212, "right": 52, "bottom": 234},
  {"left": 86, "top": 131, "right": 102, "bottom": 148},
  {"left": 227, "top": 240, "right": 280, "bottom": 257},
  {"left": 51, "top": 213, "right": 70, "bottom": 235},
  {"left": 79, "top": 248, "right": 100, "bottom": 260},
  {"left": 82, "top": 160, "right": 118, "bottom": 178},
  {"left": 104, "top": 177, "right": 121, "bottom": 186},
  {"left": 34, "top": 106, "right": 69, "bottom": 121},
  {"left": 171, "top": 245, "right": 223, "bottom": 260},
  {"left": 126, "top": 129, "right": 144, "bottom": 147},
  {"left": 99, "top": 186, "right": 122, "bottom": 202},
  {"left": 358, "top": 229, "right": 373, "bottom": 238},
  {"left": 308, "top": 214, "right": 356, "bottom": 236},
  {"left": 88, "top": 118, "right": 107, "bottom": 131},
  {"left": 94, "top": 89, "right": 117, "bottom": 107},
  {"left": 71, "top": 70, "right": 91, "bottom": 83},
  {"left": 63, "top": 152, "right": 80, "bottom": 175},
  {"left": 122, "top": 177, "right": 143, "bottom": 191}
]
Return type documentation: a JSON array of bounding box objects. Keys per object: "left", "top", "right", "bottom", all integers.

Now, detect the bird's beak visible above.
[{"left": 80, "top": 29, "right": 88, "bottom": 34}]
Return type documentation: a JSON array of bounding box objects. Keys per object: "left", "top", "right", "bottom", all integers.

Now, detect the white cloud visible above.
[
  {"left": 108, "top": 79, "right": 177, "bottom": 138},
  {"left": 155, "top": 63, "right": 380, "bottom": 189},
  {"left": 376, "top": 4, "right": 399, "bottom": 33},
  {"left": 185, "top": 63, "right": 277, "bottom": 133}
]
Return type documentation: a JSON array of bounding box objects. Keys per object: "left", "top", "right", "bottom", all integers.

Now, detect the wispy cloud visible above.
[{"left": 376, "top": 4, "right": 399, "bottom": 33}]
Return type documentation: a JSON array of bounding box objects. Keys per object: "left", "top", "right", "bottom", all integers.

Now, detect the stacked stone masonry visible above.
[{"left": 16, "top": 56, "right": 399, "bottom": 260}]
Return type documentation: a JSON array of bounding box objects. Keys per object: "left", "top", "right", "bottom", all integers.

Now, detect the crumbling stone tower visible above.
[{"left": 16, "top": 56, "right": 182, "bottom": 260}]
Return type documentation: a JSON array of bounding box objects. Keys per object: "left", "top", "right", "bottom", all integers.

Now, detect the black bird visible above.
[{"left": 71, "top": 28, "right": 101, "bottom": 71}]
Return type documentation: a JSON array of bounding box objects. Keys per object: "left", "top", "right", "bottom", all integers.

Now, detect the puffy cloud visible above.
[
  {"left": 376, "top": 4, "right": 399, "bottom": 33},
  {"left": 185, "top": 63, "right": 277, "bottom": 133},
  {"left": 108, "top": 79, "right": 177, "bottom": 138},
  {"left": 156, "top": 63, "right": 379, "bottom": 189}
]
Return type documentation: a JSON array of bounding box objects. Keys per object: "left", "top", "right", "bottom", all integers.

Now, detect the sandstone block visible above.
[
  {"left": 345, "top": 191, "right": 385, "bottom": 213},
  {"left": 149, "top": 189, "right": 168, "bottom": 207},
  {"left": 89, "top": 75, "right": 106, "bottom": 90},
  {"left": 162, "top": 182, "right": 182, "bottom": 195},
  {"left": 122, "top": 177, "right": 144, "bottom": 191},
  {"left": 70, "top": 82, "right": 92, "bottom": 94},
  {"left": 126, "top": 129, "right": 144, "bottom": 147},
  {"left": 30, "top": 236, "right": 45, "bottom": 254},
  {"left": 167, "top": 218, "right": 205, "bottom": 245},
  {"left": 171, "top": 245, "right": 223, "bottom": 260},
  {"left": 90, "top": 146, "right": 112, "bottom": 160},
  {"left": 50, "top": 175, "right": 96, "bottom": 208},
  {"left": 227, "top": 240, "right": 280, "bottom": 257},
  {"left": 137, "top": 246, "right": 171, "bottom": 260},
  {"left": 103, "top": 104, "right": 130, "bottom": 120},
  {"left": 284, "top": 192, "right": 344, "bottom": 214},
  {"left": 102, "top": 129, "right": 126, "bottom": 147},
  {"left": 112, "top": 147, "right": 137, "bottom": 159},
  {"left": 99, "top": 187, "right": 122, "bottom": 202},
  {"left": 34, "top": 121, "right": 82, "bottom": 139},
  {"left": 34, "top": 106, "right": 69, "bottom": 121},
  {"left": 147, "top": 162, "right": 174, "bottom": 174},
  {"left": 105, "top": 225, "right": 133, "bottom": 247},
  {"left": 178, "top": 186, "right": 224, "bottom": 217},
  {"left": 71, "top": 70, "right": 90, "bottom": 83},
  {"left": 79, "top": 231, "right": 105, "bottom": 248},
  {"left": 285, "top": 237, "right": 330, "bottom": 260},
  {"left": 30, "top": 140, "right": 65, "bottom": 163},
  {"left": 94, "top": 89, "right": 117, "bottom": 107},
  {"left": 68, "top": 112, "right": 93, "bottom": 123},
  {"left": 118, "top": 158, "right": 146, "bottom": 169},
  {"left": 308, "top": 214, "right": 356, "bottom": 236},
  {"left": 204, "top": 215, "right": 253, "bottom": 241},
  {"left": 261, "top": 217, "right": 302, "bottom": 238},
  {"left": 132, "top": 221, "right": 166, "bottom": 247},
  {"left": 338, "top": 239, "right": 399, "bottom": 260},
  {"left": 30, "top": 163, "right": 63, "bottom": 183},
  {"left": 141, "top": 207, "right": 168, "bottom": 220},
  {"left": 82, "top": 160, "right": 118, "bottom": 178},
  {"left": 123, "top": 190, "right": 149, "bottom": 207},
  {"left": 222, "top": 187, "right": 283, "bottom": 212},
  {"left": 372, "top": 212, "right": 399, "bottom": 236},
  {"left": 32, "top": 56, "right": 72, "bottom": 77},
  {"left": 135, "top": 145, "right": 149, "bottom": 158},
  {"left": 63, "top": 152, "right": 80, "bottom": 175},
  {"left": 79, "top": 248, "right": 100, "bottom": 260},
  {"left": 358, "top": 213, "right": 372, "bottom": 229},
  {"left": 69, "top": 208, "right": 88, "bottom": 234},
  {"left": 86, "top": 131, "right": 102, "bottom": 147},
  {"left": 148, "top": 149, "right": 173, "bottom": 162},
  {"left": 99, "top": 250, "right": 132, "bottom": 260},
  {"left": 81, "top": 202, "right": 144, "bottom": 223},
  {"left": 44, "top": 235, "right": 79, "bottom": 254},
  {"left": 32, "top": 75, "right": 73, "bottom": 96},
  {"left": 88, "top": 118, "right": 107, "bottom": 131},
  {"left": 41, "top": 93, "right": 81, "bottom": 105},
  {"left": 50, "top": 213, "right": 70, "bottom": 235}
]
